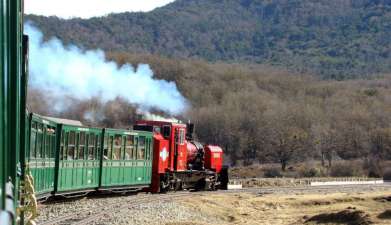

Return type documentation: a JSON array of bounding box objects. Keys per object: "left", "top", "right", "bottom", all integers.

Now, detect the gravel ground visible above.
[
  {"left": 37, "top": 195, "right": 122, "bottom": 223},
  {"left": 89, "top": 200, "right": 217, "bottom": 225},
  {"left": 36, "top": 192, "right": 216, "bottom": 225},
  {"left": 36, "top": 184, "right": 391, "bottom": 225}
]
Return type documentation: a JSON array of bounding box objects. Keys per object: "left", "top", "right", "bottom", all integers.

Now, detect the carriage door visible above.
[{"left": 174, "top": 127, "right": 186, "bottom": 171}]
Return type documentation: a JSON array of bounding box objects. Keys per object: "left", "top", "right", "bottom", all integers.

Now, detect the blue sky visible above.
[{"left": 25, "top": 0, "right": 175, "bottom": 19}]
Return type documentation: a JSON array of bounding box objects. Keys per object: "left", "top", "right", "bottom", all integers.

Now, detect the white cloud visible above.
[{"left": 25, "top": 0, "right": 175, "bottom": 19}]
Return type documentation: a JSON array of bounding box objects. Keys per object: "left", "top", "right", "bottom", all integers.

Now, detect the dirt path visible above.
[{"left": 180, "top": 188, "right": 391, "bottom": 225}]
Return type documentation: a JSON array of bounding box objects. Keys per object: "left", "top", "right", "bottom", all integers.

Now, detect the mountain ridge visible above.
[{"left": 26, "top": 0, "right": 391, "bottom": 79}]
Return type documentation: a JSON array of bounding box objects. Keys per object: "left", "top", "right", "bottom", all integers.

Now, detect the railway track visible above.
[
  {"left": 39, "top": 192, "right": 194, "bottom": 225},
  {"left": 39, "top": 183, "right": 391, "bottom": 225}
]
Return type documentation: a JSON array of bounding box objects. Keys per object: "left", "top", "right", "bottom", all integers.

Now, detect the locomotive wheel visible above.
[
  {"left": 195, "top": 179, "right": 206, "bottom": 191},
  {"left": 204, "top": 177, "right": 216, "bottom": 191},
  {"left": 174, "top": 180, "right": 182, "bottom": 191},
  {"left": 160, "top": 175, "right": 170, "bottom": 193},
  {"left": 160, "top": 181, "right": 169, "bottom": 193}
]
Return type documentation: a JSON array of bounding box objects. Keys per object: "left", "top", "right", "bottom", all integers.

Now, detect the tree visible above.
[
  {"left": 312, "top": 124, "right": 338, "bottom": 167},
  {"left": 268, "top": 126, "right": 308, "bottom": 171},
  {"left": 264, "top": 102, "right": 310, "bottom": 171}
]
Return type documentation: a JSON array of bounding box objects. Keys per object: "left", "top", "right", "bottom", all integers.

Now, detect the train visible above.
[
  {"left": 27, "top": 113, "right": 228, "bottom": 198},
  {"left": 1, "top": 0, "right": 228, "bottom": 225}
]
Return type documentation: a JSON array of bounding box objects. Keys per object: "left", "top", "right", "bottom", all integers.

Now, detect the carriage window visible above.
[
  {"left": 88, "top": 134, "right": 95, "bottom": 160},
  {"left": 61, "top": 131, "right": 66, "bottom": 160},
  {"left": 125, "top": 135, "right": 134, "bottom": 160},
  {"left": 145, "top": 138, "right": 149, "bottom": 160},
  {"left": 113, "top": 135, "right": 122, "bottom": 160},
  {"left": 80, "top": 132, "right": 85, "bottom": 144},
  {"left": 103, "top": 135, "right": 109, "bottom": 160},
  {"left": 147, "top": 138, "right": 151, "bottom": 160},
  {"left": 138, "top": 136, "right": 145, "bottom": 160},
  {"left": 133, "top": 138, "right": 138, "bottom": 159},
  {"left": 73, "top": 132, "right": 79, "bottom": 160},
  {"left": 68, "top": 131, "right": 76, "bottom": 160},
  {"left": 96, "top": 135, "right": 101, "bottom": 160},
  {"left": 47, "top": 127, "right": 56, "bottom": 158},
  {"left": 30, "top": 129, "right": 37, "bottom": 159},
  {"left": 44, "top": 127, "right": 51, "bottom": 158},
  {"left": 59, "top": 141, "right": 63, "bottom": 160},
  {"left": 108, "top": 136, "right": 113, "bottom": 160},
  {"left": 78, "top": 132, "right": 85, "bottom": 160},
  {"left": 36, "top": 124, "right": 43, "bottom": 158},
  {"left": 45, "top": 133, "right": 50, "bottom": 158},
  {"left": 52, "top": 135, "right": 56, "bottom": 158}
]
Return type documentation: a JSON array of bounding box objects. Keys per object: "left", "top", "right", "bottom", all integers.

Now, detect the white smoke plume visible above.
[
  {"left": 141, "top": 111, "right": 181, "bottom": 123},
  {"left": 25, "top": 23, "right": 187, "bottom": 115}
]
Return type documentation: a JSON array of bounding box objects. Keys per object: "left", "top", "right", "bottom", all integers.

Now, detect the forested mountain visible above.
[
  {"left": 29, "top": 53, "right": 391, "bottom": 171},
  {"left": 27, "top": 0, "right": 391, "bottom": 79}
]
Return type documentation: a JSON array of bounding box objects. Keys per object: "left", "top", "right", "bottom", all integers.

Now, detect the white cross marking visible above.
[{"left": 160, "top": 147, "right": 168, "bottom": 161}]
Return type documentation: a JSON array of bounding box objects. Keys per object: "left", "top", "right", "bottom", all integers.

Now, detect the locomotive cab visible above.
[{"left": 135, "top": 121, "right": 187, "bottom": 172}]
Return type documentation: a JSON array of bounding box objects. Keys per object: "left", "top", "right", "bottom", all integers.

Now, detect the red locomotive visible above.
[{"left": 134, "top": 120, "right": 228, "bottom": 193}]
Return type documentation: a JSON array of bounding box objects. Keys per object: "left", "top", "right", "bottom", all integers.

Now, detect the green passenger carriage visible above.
[
  {"left": 27, "top": 114, "right": 57, "bottom": 196},
  {"left": 100, "top": 129, "right": 153, "bottom": 189},
  {"left": 23, "top": 116, "right": 156, "bottom": 197},
  {"left": 55, "top": 124, "right": 102, "bottom": 193}
]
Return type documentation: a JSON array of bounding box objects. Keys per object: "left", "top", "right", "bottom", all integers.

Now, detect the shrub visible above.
[
  {"left": 300, "top": 167, "right": 321, "bottom": 178},
  {"left": 383, "top": 168, "right": 391, "bottom": 181},
  {"left": 329, "top": 161, "right": 364, "bottom": 177},
  {"left": 264, "top": 168, "right": 283, "bottom": 178},
  {"left": 368, "top": 166, "right": 382, "bottom": 178},
  {"left": 364, "top": 158, "right": 382, "bottom": 178}
]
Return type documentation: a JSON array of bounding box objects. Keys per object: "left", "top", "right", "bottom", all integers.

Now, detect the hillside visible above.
[
  {"left": 26, "top": 0, "right": 391, "bottom": 79},
  {"left": 29, "top": 51, "right": 391, "bottom": 168}
]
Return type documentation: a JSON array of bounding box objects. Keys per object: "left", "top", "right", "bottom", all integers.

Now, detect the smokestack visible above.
[{"left": 186, "top": 122, "right": 194, "bottom": 140}]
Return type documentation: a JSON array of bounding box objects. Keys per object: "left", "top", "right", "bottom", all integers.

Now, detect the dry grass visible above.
[
  {"left": 179, "top": 191, "right": 391, "bottom": 225},
  {"left": 304, "top": 209, "right": 372, "bottom": 225}
]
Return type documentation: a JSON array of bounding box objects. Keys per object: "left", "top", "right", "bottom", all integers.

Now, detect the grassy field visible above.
[{"left": 177, "top": 190, "right": 391, "bottom": 225}]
